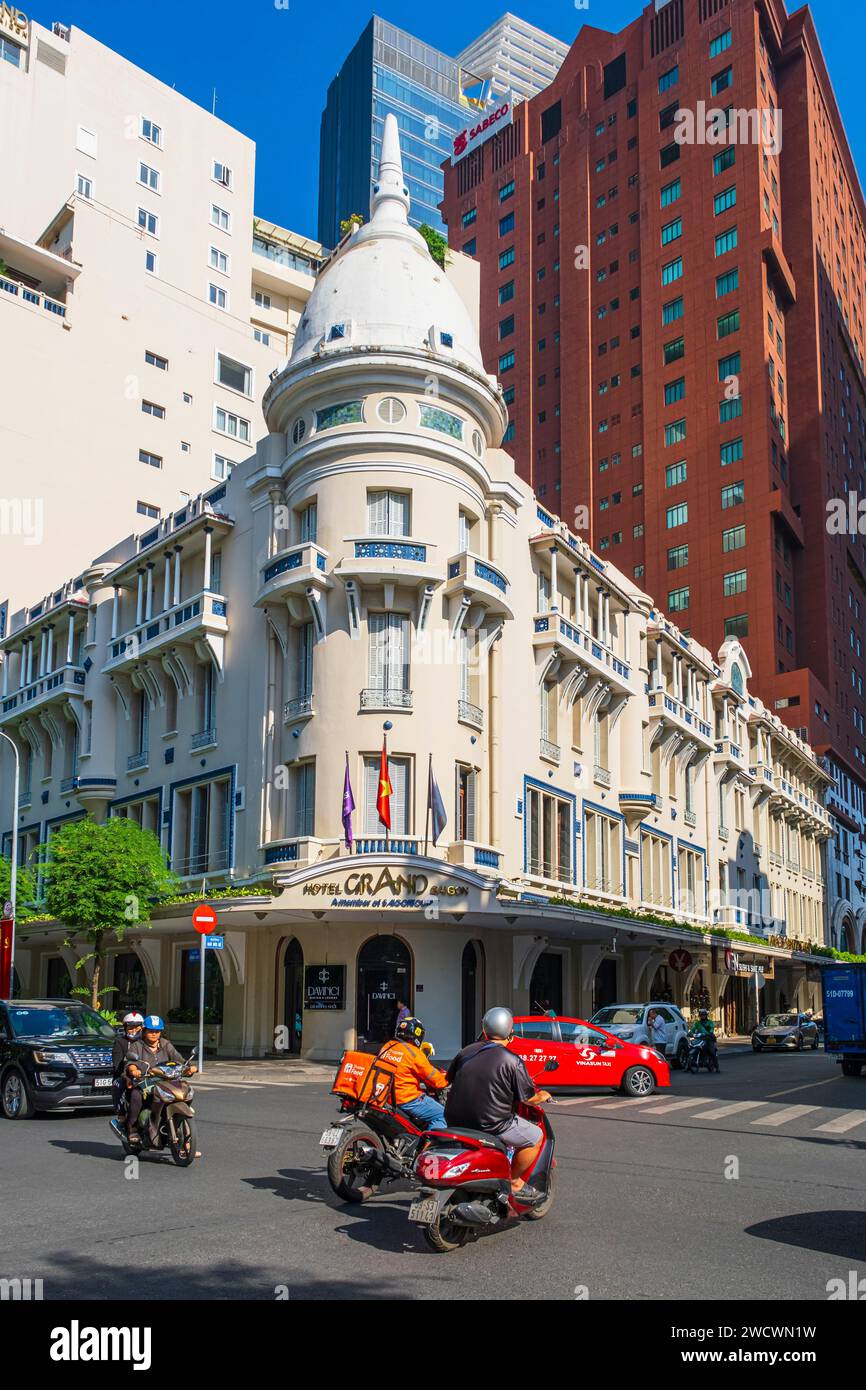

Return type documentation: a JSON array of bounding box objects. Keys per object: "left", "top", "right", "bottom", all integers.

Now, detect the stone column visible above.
[
  {"left": 173, "top": 547, "right": 182, "bottom": 607},
  {"left": 203, "top": 526, "right": 213, "bottom": 593},
  {"left": 66, "top": 613, "right": 75, "bottom": 665}
]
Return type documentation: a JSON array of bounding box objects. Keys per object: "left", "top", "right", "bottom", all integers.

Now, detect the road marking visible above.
[
  {"left": 593, "top": 1095, "right": 664, "bottom": 1110},
  {"left": 639, "top": 1097, "right": 717, "bottom": 1115},
  {"left": 812, "top": 1110, "right": 866, "bottom": 1134},
  {"left": 767, "top": 1076, "right": 841, "bottom": 1099},
  {"left": 551, "top": 1096, "right": 608, "bottom": 1108},
  {"left": 691, "top": 1101, "right": 767, "bottom": 1120},
  {"left": 750, "top": 1104, "right": 820, "bottom": 1127}
]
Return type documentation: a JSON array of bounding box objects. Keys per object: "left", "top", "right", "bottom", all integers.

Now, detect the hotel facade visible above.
[{"left": 1, "top": 116, "right": 836, "bottom": 1060}]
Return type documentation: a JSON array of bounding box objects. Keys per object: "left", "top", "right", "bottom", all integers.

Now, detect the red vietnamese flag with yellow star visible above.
[{"left": 376, "top": 741, "right": 392, "bottom": 830}]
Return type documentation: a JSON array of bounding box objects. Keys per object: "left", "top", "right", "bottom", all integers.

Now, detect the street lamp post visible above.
[{"left": 0, "top": 729, "right": 19, "bottom": 993}]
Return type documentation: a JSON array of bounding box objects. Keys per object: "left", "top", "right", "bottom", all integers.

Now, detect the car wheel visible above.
[
  {"left": 841, "top": 1059, "right": 863, "bottom": 1077},
  {"left": 621, "top": 1066, "right": 656, "bottom": 1097},
  {"left": 811, "top": 1035, "right": 820, "bottom": 1050},
  {"left": 1, "top": 1068, "right": 34, "bottom": 1120},
  {"left": 752, "top": 1039, "right": 762, "bottom": 1051},
  {"left": 674, "top": 1039, "right": 689, "bottom": 1070},
  {"left": 796, "top": 1033, "right": 804, "bottom": 1051}
]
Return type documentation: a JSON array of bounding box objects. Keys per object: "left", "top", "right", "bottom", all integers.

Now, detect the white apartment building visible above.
[
  {"left": 0, "top": 15, "right": 321, "bottom": 622},
  {"left": 456, "top": 13, "right": 568, "bottom": 104},
  {"left": 2, "top": 117, "right": 835, "bottom": 1059}
]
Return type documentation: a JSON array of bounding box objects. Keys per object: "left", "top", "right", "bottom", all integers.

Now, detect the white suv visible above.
[{"left": 590, "top": 1002, "right": 690, "bottom": 1069}]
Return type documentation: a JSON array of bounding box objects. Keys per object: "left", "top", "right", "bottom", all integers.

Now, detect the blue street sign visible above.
[{"left": 205, "top": 934, "right": 225, "bottom": 950}]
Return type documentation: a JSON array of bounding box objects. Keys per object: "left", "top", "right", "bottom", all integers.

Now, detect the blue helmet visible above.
[{"left": 143, "top": 1014, "right": 165, "bottom": 1031}]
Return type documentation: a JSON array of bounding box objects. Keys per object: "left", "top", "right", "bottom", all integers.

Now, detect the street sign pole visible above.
[
  {"left": 198, "top": 941, "right": 206, "bottom": 1076},
  {"left": 191, "top": 903, "right": 218, "bottom": 1076}
]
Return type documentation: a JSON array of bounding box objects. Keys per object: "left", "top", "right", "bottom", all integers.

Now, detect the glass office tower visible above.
[{"left": 318, "top": 16, "right": 480, "bottom": 249}]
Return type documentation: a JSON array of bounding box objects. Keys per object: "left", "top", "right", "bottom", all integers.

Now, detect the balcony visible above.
[
  {"left": 618, "top": 791, "right": 660, "bottom": 831},
  {"left": 127, "top": 751, "right": 149, "bottom": 772},
  {"left": 360, "top": 687, "right": 413, "bottom": 712},
  {"left": 284, "top": 693, "right": 314, "bottom": 724},
  {"left": 540, "top": 738, "right": 560, "bottom": 764},
  {"left": 748, "top": 759, "right": 775, "bottom": 808},
  {"left": 444, "top": 551, "right": 513, "bottom": 619},
  {"left": 104, "top": 590, "right": 228, "bottom": 676},
  {"left": 457, "top": 699, "right": 483, "bottom": 731},
  {"left": 593, "top": 764, "right": 611, "bottom": 787},
  {"left": 255, "top": 542, "right": 330, "bottom": 607},
  {"left": 65, "top": 774, "right": 117, "bottom": 805},
  {"left": 354, "top": 836, "right": 421, "bottom": 855},
  {"left": 447, "top": 842, "right": 501, "bottom": 872},
  {"left": 647, "top": 689, "right": 713, "bottom": 752},
  {"left": 0, "top": 664, "right": 85, "bottom": 725},
  {"left": 337, "top": 538, "right": 442, "bottom": 592},
  {"left": 191, "top": 728, "right": 217, "bottom": 751},
  {"left": 713, "top": 735, "right": 752, "bottom": 785},
  {"left": 0, "top": 275, "right": 68, "bottom": 320},
  {"left": 532, "top": 611, "right": 633, "bottom": 695}
]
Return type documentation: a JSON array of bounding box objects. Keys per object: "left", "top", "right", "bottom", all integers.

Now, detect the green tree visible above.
[
  {"left": 41, "top": 818, "right": 178, "bottom": 1010},
  {"left": 0, "top": 855, "right": 36, "bottom": 921},
  {"left": 339, "top": 212, "right": 364, "bottom": 237},
  {"left": 418, "top": 223, "right": 448, "bottom": 269}
]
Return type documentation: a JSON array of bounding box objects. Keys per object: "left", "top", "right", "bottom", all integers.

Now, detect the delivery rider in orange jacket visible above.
[{"left": 376, "top": 1015, "right": 448, "bottom": 1130}]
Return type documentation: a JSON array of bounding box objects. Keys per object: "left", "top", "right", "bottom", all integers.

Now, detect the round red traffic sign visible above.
[{"left": 192, "top": 903, "right": 218, "bottom": 935}]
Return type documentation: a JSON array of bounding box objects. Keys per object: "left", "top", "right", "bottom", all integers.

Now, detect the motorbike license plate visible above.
[
  {"left": 319, "top": 1127, "right": 342, "bottom": 1148},
  {"left": 408, "top": 1198, "right": 439, "bottom": 1224},
  {"left": 92, "top": 1077, "right": 112, "bottom": 1088}
]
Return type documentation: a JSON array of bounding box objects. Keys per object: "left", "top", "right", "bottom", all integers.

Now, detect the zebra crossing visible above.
[{"left": 551, "top": 1091, "right": 866, "bottom": 1138}]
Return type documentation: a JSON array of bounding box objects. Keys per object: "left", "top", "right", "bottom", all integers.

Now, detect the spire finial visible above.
[{"left": 371, "top": 112, "right": 410, "bottom": 225}]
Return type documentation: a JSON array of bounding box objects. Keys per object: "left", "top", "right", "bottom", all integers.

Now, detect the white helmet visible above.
[{"left": 123, "top": 1012, "right": 144, "bottom": 1027}]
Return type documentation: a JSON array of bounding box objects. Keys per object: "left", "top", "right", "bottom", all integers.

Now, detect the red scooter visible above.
[{"left": 408, "top": 1100, "right": 556, "bottom": 1251}]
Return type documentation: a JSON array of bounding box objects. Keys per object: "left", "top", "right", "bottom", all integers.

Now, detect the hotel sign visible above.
[
  {"left": 301, "top": 865, "right": 469, "bottom": 910},
  {"left": 0, "top": 4, "right": 28, "bottom": 41},
  {"left": 451, "top": 100, "right": 513, "bottom": 165},
  {"left": 723, "top": 947, "right": 775, "bottom": 980}
]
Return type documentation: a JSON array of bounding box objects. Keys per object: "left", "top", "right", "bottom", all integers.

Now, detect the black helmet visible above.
[{"left": 395, "top": 1016, "right": 425, "bottom": 1047}]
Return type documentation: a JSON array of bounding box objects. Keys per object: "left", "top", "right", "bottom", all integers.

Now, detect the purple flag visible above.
[{"left": 342, "top": 756, "right": 356, "bottom": 849}]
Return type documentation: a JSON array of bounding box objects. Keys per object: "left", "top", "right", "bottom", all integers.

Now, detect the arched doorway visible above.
[
  {"left": 283, "top": 938, "right": 304, "bottom": 1055},
  {"left": 593, "top": 958, "right": 618, "bottom": 1014},
  {"left": 840, "top": 917, "right": 856, "bottom": 954},
  {"left": 461, "top": 940, "right": 485, "bottom": 1045},
  {"left": 530, "top": 950, "right": 564, "bottom": 1014},
  {"left": 113, "top": 952, "right": 147, "bottom": 1014},
  {"left": 650, "top": 964, "right": 673, "bottom": 1003},
  {"left": 356, "top": 935, "right": 412, "bottom": 1047}
]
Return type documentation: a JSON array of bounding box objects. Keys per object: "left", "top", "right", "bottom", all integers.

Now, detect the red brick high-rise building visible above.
[{"left": 441, "top": 0, "right": 866, "bottom": 819}]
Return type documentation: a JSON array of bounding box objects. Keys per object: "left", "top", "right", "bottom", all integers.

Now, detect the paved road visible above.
[{"left": 2, "top": 1049, "right": 865, "bottom": 1300}]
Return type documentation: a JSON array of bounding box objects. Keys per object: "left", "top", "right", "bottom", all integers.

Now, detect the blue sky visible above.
[{"left": 28, "top": 0, "right": 866, "bottom": 237}]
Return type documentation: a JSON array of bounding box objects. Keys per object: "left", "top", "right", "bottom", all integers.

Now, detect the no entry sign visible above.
[{"left": 192, "top": 903, "right": 218, "bottom": 935}]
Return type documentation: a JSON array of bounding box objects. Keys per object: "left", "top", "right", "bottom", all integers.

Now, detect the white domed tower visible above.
[{"left": 248, "top": 114, "right": 528, "bottom": 1053}]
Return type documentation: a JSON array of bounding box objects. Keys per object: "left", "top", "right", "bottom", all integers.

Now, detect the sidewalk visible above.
[
  {"left": 715, "top": 1034, "right": 753, "bottom": 1054},
  {"left": 193, "top": 1056, "right": 336, "bottom": 1086}
]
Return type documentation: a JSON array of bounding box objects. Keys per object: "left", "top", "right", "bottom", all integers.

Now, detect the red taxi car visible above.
[{"left": 508, "top": 1015, "right": 671, "bottom": 1097}]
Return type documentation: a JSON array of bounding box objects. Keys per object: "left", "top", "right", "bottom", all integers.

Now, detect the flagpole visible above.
[
  {"left": 424, "top": 753, "right": 432, "bottom": 857},
  {"left": 384, "top": 732, "right": 389, "bottom": 852}
]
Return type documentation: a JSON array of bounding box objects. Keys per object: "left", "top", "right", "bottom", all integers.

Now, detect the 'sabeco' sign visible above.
[{"left": 451, "top": 101, "right": 513, "bottom": 164}]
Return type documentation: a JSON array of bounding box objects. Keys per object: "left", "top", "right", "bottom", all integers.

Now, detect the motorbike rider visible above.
[
  {"left": 444, "top": 1005, "right": 551, "bottom": 1202},
  {"left": 123, "top": 1014, "right": 196, "bottom": 1145},
  {"left": 375, "top": 1016, "right": 448, "bottom": 1130},
  {"left": 111, "top": 1012, "right": 144, "bottom": 1115},
  {"left": 689, "top": 1008, "right": 718, "bottom": 1065}
]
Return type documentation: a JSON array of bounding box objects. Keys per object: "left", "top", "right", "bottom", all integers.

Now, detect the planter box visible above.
[{"left": 167, "top": 1023, "right": 222, "bottom": 1051}]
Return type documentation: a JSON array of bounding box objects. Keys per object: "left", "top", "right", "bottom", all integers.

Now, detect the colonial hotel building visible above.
[{"left": 1, "top": 118, "right": 835, "bottom": 1059}]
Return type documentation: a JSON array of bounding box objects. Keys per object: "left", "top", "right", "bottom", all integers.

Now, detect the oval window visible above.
[
  {"left": 291, "top": 418, "right": 306, "bottom": 446},
  {"left": 472, "top": 429, "right": 483, "bottom": 456},
  {"left": 731, "top": 663, "right": 744, "bottom": 696},
  {"left": 377, "top": 397, "right": 406, "bottom": 425}
]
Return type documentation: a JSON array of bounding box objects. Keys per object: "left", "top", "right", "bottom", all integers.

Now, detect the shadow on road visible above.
[{"left": 746, "top": 1210, "right": 866, "bottom": 1261}]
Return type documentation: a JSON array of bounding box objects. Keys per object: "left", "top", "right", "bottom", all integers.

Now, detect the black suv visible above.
[{"left": 0, "top": 999, "right": 116, "bottom": 1118}]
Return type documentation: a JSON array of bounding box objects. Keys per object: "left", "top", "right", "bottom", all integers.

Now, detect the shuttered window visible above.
[
  {"left": 368, "top": 613, "right": 409, "bottom": 693},
  {"left": 363, "top": 756, "right": 410, "bottom": 834},
  {"left": 367, "top": 490, "right": 410, "bottom": 535}
]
